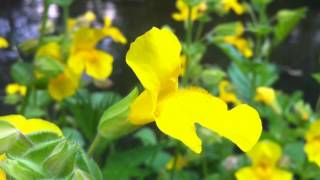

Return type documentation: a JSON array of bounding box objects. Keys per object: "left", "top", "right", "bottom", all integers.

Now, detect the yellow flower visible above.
[
  {"left": 255, "top": 87, "right": 276, "bottom": 106},
  {"left": 68, "top": 28, "right": 113, "bottom": 80},
  {"left": 172, "top": 0, "right": 207, "bottom": 21},
  {"left": 221, "top": 0, "right": 245, "bottom": 15},
  {"left": 83, "top": 11, "right": 96, "bottom": 22},
  {"left": 218, "top": 80, "right": 241, "bottom": 105},
  {"left": 236, "top": 140, "right": 293, "bottom": 180},
  {"left": 67, "top": 18, "right": 77, "bottom": 32},
  {"left": 48, "top": 68, "right": 80, "bottom": 101},
  {"left": 126, "top": 27, "right": 262, "bottom": 153},
  {"left": 0, "top": 37, "right": 9, "bottom": 48},
  {"left": 304, "top": 120, "right": 320, "bottom": 167},
  {"left": 0, "top": 114, "right": 63, "bottom": 136},
  {"left": 166, "top": 154, "right": 188, "bottom": 170},
  {"left": 36, "top": 42, "right": 61, "bottom": 61},
  {"left": 103, "top": 17, "right": 127, "bottom": 44},
  {"left": 5, "top": 83, "right": 27, "bottom": 96}
]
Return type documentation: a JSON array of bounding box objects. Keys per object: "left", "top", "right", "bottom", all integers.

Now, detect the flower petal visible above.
[
  {"left": 129, "top": 90, "right": 155, "bottom": 125},
  {"left": 304, "top": 141, "right": 320, "bottom": 167},
  {"left": 85, "top": 50, "right": 113, "bottom": 80},
  {"left": 247, "top": 140, "right": 282, "bottom": 166},
  {"left": 126, "top": 27, "right": 181, "bottom": 93},
  {"left": 155, "top": 88, "right": 262, "bottom": 153},
  {"left": 235, "top": 167, "right": 258, "bottom": 180}
]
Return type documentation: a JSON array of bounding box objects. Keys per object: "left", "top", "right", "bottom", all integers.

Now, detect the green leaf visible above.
[
  {"left": 0, "top": 121, "right": 20, "bottom": 153},
  {"left": 34, "top": 57, "right": 64, "bottom": 78},
  {"left": 63, "top": 128, "right": 85, "bottom": 147},
  {"left": 134, "top": 127, "right": 157, "bottom": 146},
  {"left": 10, "top": 62, "right": 34, "bottom": 86},
  {"left": 98, "top": 88, "right": 139, "bottom": 140},
  {"left": 213, "top": 22, "right": 242, "bottom": 36},
  {"left": 312, "top": 72, "right": 320, "bottom": 84},
  {"left": 274, "top": 8, "right": 307, "bottom": 45},
  {"left": 183, "top": 0, "right": 203, "bottom": 6},
  {"left": 284, "top": 142, "right": 306, "bottom": 170}
]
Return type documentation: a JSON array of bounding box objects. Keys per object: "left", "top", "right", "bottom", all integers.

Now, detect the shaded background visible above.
[{"left": 0, "top": 0, "right": 320, "bottom": 113}]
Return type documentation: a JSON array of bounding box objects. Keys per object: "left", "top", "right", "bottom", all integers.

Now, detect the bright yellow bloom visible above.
[
  {"left": 221, "top": 0, "right": 245, "bottom": 15},
  {"left": 103, "top": 17, "right": 127, "bottom": 44},
  {"left": 83, "top": 11, "right": 96, "bottom": 22},
  {"left": 218, "top": 80, "right": 241, "bottom": 105},
  {"left": 0, "top": 114, "right": 63, "bottom": 136},
  {"left": 68, "top": 28, "right": 113, "bottom": 80},
  {"left": 36, "top": 42, "right": 61, "bottom": 61},
  {"left": 255, "top": 87, "right": 276, "bottom": 106},
  {"left": 172, "top": 0, "right": 207, "bottom": 21},
  {"left": 236, "top": 140, "right": 293, "bottom": 180},
  {"left": 304, "top": 120, "right": 320, "bottom": 167},
  {"left": 5, "top": 83, "right": 27, "bottom": 96},
  {"left": 0, "top": 37, "right": 9, "bottom": 48},
  {"left": 48, "top": 68, "right": 80, "bottom": 101},
  {"left": 67, "top": 11, "right": 96, "bottom": 32},
  {"left": 166, "top": 154, "right": 188, "bottom": 170},
  {"left": 126, "top": 27, "right": 262, "bottom": 153}
]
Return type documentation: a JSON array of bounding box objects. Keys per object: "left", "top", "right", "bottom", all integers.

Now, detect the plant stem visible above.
[
  {"left": 63, "top": 4, "right": 69, "bottom": 34},
  {"left": 39, "top": 1, "right": 49, "bottom": 45},
  {"left": 170, "top": 148, "right": 179, "bottom": 180},
  {"left": 202, "top": 152, "right": 208, "bottom": 178},
  {"left": 87, "top": 134, "right": 103, "bottom": 157}
]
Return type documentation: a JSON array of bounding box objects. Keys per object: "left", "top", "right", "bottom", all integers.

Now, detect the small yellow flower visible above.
[
  {"left": 68, "top": 28, "right": 113, "bottom": 80},
  {"left": 48, "top": 68, "right": 80, "bottom": 101},
  {"left": 36, "top": 42, "right": 61, "bottom": 61},
  {"left": 0, "top": 37, "right": 9, "bottom": 48},
  {"left": 255, "top": 87, "right": 276, "bottom": 106},
  {"left": 218, "top": 80, "right": 241, "bottom": 105},
  {"left": 304, "top": 120, "right": 320, "bottom": 167},
  {"left": 172, "top": 0, "right": 207, "bottom": 21},
  {"left": 126, "top": 27, "right": 262, "bottom": 153},
  {"left": 83, "top": 11, "right": 96, "bottom": 22},
  {"left": 5, "top": 83, "right": 27, "bottom": 96},
  {"left": 166, "top": 154, "right": 188, "bottom": 170},
  {"left": 221, "top": 0, "right": 245, "bottom": 15},
  {"left": 236, "top": 140, "right": 293, "bottom": 180},
  {"left": 103, "top": 17, "right": 127, "bottom": 44}
]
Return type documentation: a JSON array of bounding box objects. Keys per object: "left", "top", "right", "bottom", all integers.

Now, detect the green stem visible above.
[
  {"left": 170, "top": 148, "right": 179, "bottom": 180},
  {"left": 63, "top": 4, "right": 69, "bottom": 34},
  {"left": 195, "top": 21, "right": 205, "bottom": 41},
  {"left": 181, "top": 5, "right": 194, "bottom": 86},
  {"left": 202, "top": 152, "right": 208, "bottom": 178},
  {"left": 87, "top": 134, "right": 103, "bottom": 157},
  {"left": 39, "top": 1, "right": 49, "bottom": 45}
]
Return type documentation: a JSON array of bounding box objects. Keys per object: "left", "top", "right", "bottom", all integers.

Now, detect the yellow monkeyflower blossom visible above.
[
  {"left": 5, "top": 83, "right": 27, "bottom": 96},
  {"left": 304, "top": 120, "right": 320, "bottom": 167},
  {"left": 255, "top": 87, "right": 276, "bottom": 106},
  {"left": 36, "top": 42, "right": 61, "bottom": 61},
  {"left": 48, "top": 68, "right": 80, "bottom": 101},
  {"left": 126, "top": 27, "right": 262, "bottom": 154},
  {"left": 0, "top": 114, "right": 63, "bottom": 136},
  {"left": 68, "top": 28, "right": 113, "bottom": 80},
  {"left": 223, "top": 23, "right": 252, "bottom": 58},
  {"left": 166, "top": 154, "right": 188, "bottom": 170},
  {"left": 219, "top": 80, "right": 241, "bottom": 105},
  {"left": 221, "top": 0, "right": 245, "bottom": 15},
  {"left": 236, "top": 140, "right": 293, "bottom": 180},
  {"left": 0, "top": 37, "right": 9, "bottom": 48},
  {"left": 172, "top": 0, "right": 207, "bottom": 21},
  {"left": 103, "top": 17, "right": 127, "bottom": 44}
]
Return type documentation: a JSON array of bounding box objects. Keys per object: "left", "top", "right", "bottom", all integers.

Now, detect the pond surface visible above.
[{"left": 0, "top": 0, "right": 319, "bottom": 109}]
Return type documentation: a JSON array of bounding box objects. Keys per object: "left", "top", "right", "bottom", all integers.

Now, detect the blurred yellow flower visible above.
[
  {"left": 304, "top": 120, "right": 320, "bottom": 167},
  {"left": 221, "top": 0, "right": 245, "bottom": 15},
  {"left": 48, "top": 68, "right": 80, "bottom": 101},
  {"left": 5, "top": 83, "right": 27, "bottom": 96},
  {"left": 68, "top": 28, "right": 113, "bottom": 80},
  {"left": 103, "top": 17, "right": 127, "bottom": 44},
  {"left": 255, "top": 87, "right": 276, "bottom": 106},
  {"left": 36, "top": 42, "right": 61, "bottom": 61},
  {"left": 236, "top": 140, "right": 293, "bottom": 180},
  {"left": 126, "top": 27, "right": 262, "bottom": 154},
  {"left": 166, "top": 154, "right": 188, "bottom": 170},
  {"left": 218, "top": 80, "right": 241, "bottom": 105},
  {"left": 223, "top": 23, "right": 252, "bottom": 58},
  {"left": 83, "top": 11, "right": 96, "bottom": 22},
  {"left": 0, "top": 37, "right": 9, "bottom": 48},
  {"left": 67, "top": 11, "right": 96, "bottom": 32},
  {"left": 0, "top": 154, "right": 6, "bottom": 180},
  {"left": 172, "top": 0, "right": 207, "bottom": 21}
]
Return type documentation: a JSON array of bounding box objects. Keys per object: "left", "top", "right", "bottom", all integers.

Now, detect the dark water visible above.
[{"left": 0, "top": 0, "right": 320, "bottom": 108}]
